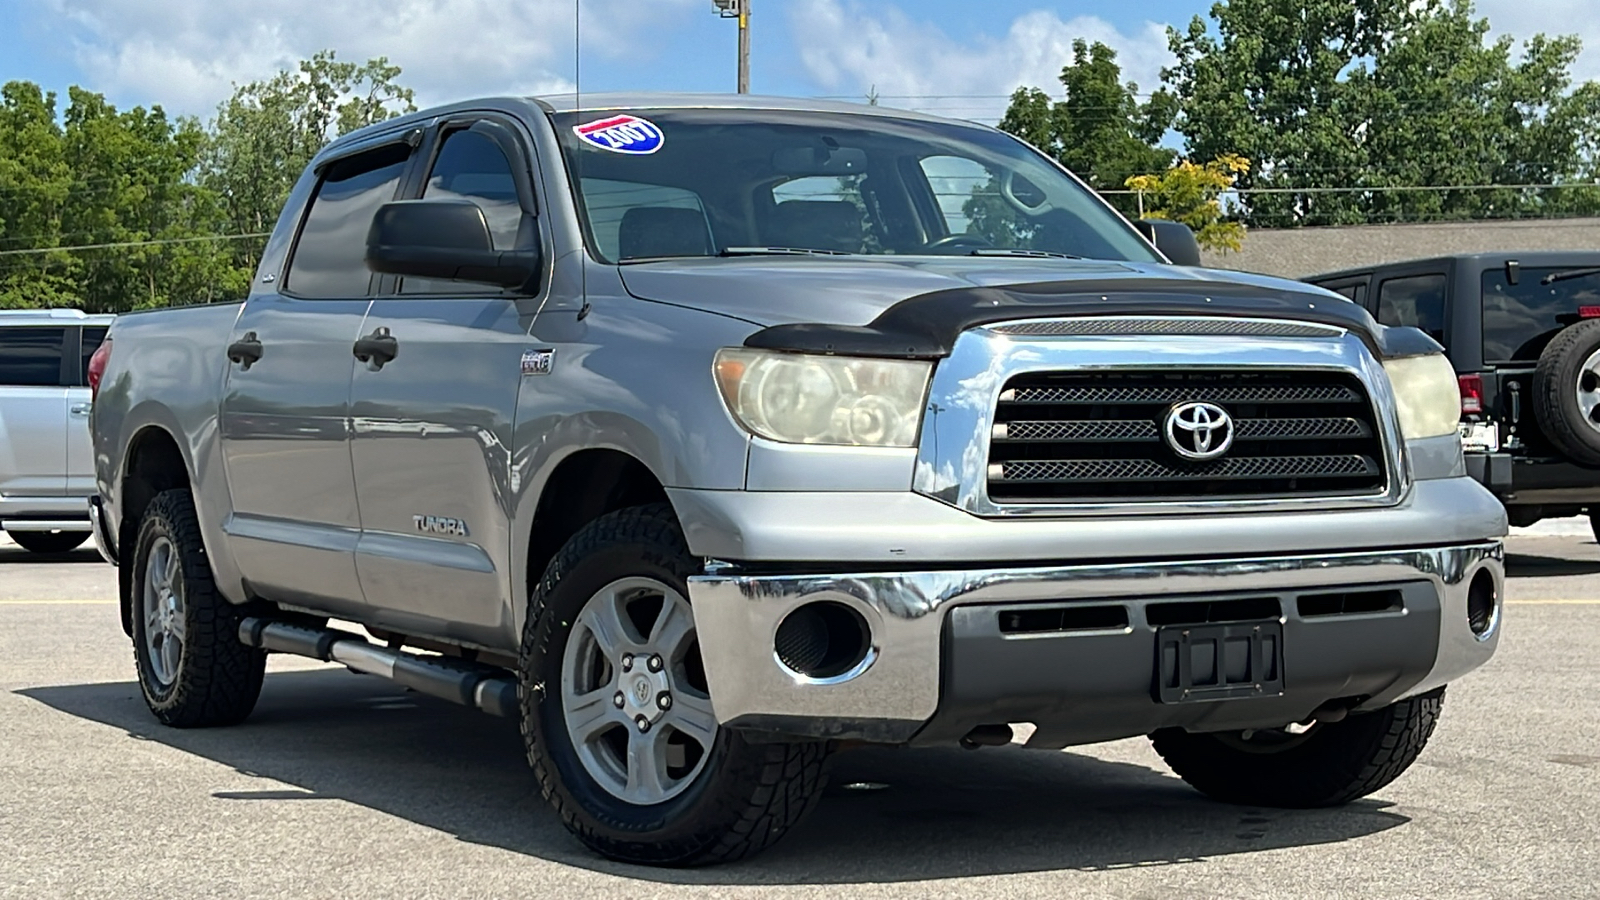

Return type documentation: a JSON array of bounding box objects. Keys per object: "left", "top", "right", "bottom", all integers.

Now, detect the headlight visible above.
[
  {"left": 713, "top": 348, "right": 932, "bottom": 447},
  {"left": 1383, "top": 354, "right": 1460, "bottom": 440}
]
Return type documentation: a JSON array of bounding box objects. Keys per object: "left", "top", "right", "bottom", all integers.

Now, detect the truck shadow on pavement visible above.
[
  {"left": 1503, "top": 550, "right": 1600, "bottom": 577},
  {"left": 0, "top": 546, "right": 103, "bottom": 565},
  {"left": 22, "top": 668, "right": 1407, "bottom": 883}
]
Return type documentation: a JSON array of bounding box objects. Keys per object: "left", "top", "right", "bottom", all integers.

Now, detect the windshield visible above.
[
  {"left": 550, "top": 108, "right": 1162, "bottom": 265},
  {"left": 1483, "top": 267, "right": 1600, "bottom": 362}
]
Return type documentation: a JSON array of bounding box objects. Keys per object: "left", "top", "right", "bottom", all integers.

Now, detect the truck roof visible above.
[
  {"left": 1308, "top": 250, "right": 1600, "bottom": 282},
  {"left": 320, "top": 92, "right": 993, "bottom": 161},
  {"left": 0, "top": 308, "right": 114, "bottom": 324}
]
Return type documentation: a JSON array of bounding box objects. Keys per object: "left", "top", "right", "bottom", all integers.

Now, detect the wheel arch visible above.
[
  {"left": 115, "top": 424, "right": 194, "bottom": 635},
  {"left": 521, "top": 447, "right": 674, "bottom": 604}
]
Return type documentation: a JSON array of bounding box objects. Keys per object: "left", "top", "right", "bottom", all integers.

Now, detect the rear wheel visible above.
[
  {"left": 1151, "top": 688, "right": 1445, "bottom": 807},
  {"left": 7, "top": 530, "right": 90, "bottom": 554},
  {"left": 131, "top": 489, "right": 265, "bottom": 727},
  {"left": 520, "top": 504, "right": 829, "bottom": 866}
]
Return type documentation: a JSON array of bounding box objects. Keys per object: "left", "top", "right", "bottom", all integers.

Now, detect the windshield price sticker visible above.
[{"left": 574, "top": 115, "right": 664, "bottom": 155}]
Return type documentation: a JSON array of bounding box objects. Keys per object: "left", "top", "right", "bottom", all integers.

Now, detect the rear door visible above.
[
  {"left": 64, "top": 324, "right": 108, "bottom": 498},
  {"left": 0, "top": 325, "right": 71, "bottom": 501},
  {"left": 347, "top": 115, "right": 541, "bottom": 643},
  {"left": 217, "top": 137, "right": 415, "bottom": 611}
]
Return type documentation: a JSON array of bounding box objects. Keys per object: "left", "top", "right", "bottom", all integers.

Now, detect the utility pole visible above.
[{"left": 713, "top": 0, "right": 751, "bottom": 93}]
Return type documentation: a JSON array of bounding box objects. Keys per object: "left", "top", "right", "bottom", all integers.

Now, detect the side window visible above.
[
  {"left": 1318, "top": 280, "right": 1367, "bottom": 304},
  {"left": 917, "top": 155, "right": 993, "bottom": 237},
  {"left": 285, "top": 143, "right": 411, "bottom": 298},
  {"left": 402, "top": 127, "right": 526, "bottom": 294},
  {"left": 1377, "top": 274, "right": 1447, "bottom": 343},
  {"left": 79, "top": 327, "right": 108, "bottom": 385},
  {"left": 579, "top": 178, "right": 711, "bottom": 262},
  {"left": 0, "top": 327, "right": 67, "bottom": 387}
]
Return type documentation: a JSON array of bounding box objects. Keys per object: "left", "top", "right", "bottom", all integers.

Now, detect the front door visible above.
[
  {"left": 217, "top": 140, "right": 413, "bottom": 610},
  {"left": 0, "top": 324, "right": 70, "bottom": 504},
  {"left": 348, "top": 118, "right": 538, "bottom": 645}
]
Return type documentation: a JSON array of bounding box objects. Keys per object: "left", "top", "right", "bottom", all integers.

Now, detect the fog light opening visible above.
[
  {"left": 774, "top": 601, "right": 872, "bottom": 681},
  {"left": 1467, "top": 568, "right": 1498, "bottom": 638}
]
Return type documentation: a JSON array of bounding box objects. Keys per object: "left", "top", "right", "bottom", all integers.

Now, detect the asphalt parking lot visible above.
[{"left": 3, "top": 529, "right": 1597, "bottom": 900}]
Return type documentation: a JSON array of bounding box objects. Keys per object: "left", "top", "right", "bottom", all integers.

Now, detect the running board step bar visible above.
[{"left": 238, "top": 618, "right": 519, "bottom": 717}]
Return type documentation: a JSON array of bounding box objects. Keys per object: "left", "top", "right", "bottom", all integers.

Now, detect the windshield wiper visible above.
[
  {"left": 1540, "top": 267, "right": 1600, "bottom": 285},
  {"left": 967, "top": 248, "right": 1082, "bottom": 259},
  {"left": 720, "top": 246, "right": 855, "bottom": 257}
]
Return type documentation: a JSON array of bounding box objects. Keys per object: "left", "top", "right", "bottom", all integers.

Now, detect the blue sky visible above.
[{"left": 0, "top": 0, "right": 1592, "bottom": 127}]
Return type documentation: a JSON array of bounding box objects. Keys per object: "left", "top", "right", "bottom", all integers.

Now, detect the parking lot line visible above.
[{"left": 0, "top": 599, "right": 116, "bottom": 605}]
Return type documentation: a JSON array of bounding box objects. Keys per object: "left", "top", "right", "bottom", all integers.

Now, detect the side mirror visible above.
[
  {"left": 365, "top": 199, "right": 539, "bottom": 289},
  {"left": 1133, "top": 219, "right": 1203, "bottom": 268}
]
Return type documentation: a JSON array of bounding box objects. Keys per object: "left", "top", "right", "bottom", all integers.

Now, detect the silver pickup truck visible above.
[{"left": 90, "top": 94, "right": 1507, "bottom": 866}]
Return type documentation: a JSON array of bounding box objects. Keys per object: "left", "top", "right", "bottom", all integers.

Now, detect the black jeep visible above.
[{"left": 1307, "top": 252, "right": 1600, "bottom": 536}]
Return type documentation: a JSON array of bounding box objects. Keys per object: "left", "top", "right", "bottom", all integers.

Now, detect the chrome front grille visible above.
[
  {"left": 989, "top": 319, "right": 1341, "bottom": 338},
  {"left": 986, "top": 370, "right": 1388, "bottom": 503}
]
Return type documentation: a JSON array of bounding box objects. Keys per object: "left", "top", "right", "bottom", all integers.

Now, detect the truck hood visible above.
[
  {"left": 616, "top": 256, "right": 1339, "bottom": 328},
  {"left": 615, "top": 256, "right": 1436, "bottom": 360}
]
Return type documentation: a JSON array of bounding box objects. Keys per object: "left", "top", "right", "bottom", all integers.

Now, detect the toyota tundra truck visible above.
[{"left": 88, "top": 94, "right": 1507, "bottom": 866}]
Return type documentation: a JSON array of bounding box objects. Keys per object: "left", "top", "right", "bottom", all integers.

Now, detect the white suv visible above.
[{"left": 0, "top": 309, "right": 112, "bottom": 553}]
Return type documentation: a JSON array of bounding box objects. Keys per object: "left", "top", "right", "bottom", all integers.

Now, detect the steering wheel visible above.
[{"left": 923, "top": 234, "right": 992, "bottom": 254}]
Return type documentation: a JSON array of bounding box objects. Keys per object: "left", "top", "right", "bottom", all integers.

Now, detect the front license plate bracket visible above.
[{"left": 1156, "top": 620, "right": 1284, "bottom": 703}]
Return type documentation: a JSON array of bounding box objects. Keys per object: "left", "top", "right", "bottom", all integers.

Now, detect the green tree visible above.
[
  {"left": 1166, "top": 0, "right": 1600, "bottom": 226},
  {"left": 0, "top": 82, "right": 75, "bottom": 308},
  {"left": 998, "top": 40, "right": 1178, "bottom": 216},
  {"left": 1125, "top": 154, "right": 1251, "bottom": 252},
  {"left": 0, "top": 83, "right": 232, "bottom": 311},
  {"left": 58, "top": 88, "right": 234, "bottom": 311},
  {"left": 201, "top": 50, "right": 415, "bottom": 277}
]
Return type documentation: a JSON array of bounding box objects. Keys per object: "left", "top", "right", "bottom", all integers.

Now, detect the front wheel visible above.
[
  {"left": 1151, "top": 688, "right": 1445, "bottom": 808},
  {"left": 520, "top": 504, "right": 829, "bottom": 866}
]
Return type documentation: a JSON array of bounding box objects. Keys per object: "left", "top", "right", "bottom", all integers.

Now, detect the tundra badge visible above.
[{"left": 414, "top": 515, "right": 469, "bottom": 537}]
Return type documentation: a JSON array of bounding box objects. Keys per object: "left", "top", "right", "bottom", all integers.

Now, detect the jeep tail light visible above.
[
  {"left": 1458, "top": 373, "right": 1484, "bottom": 415},
  {"left": 87, "top": 337, "right": 112, "bottom": 401}
]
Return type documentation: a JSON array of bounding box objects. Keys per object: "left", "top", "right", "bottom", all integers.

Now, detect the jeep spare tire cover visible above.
[{"left": 1533, "top": 318, "right": 1600, "bottom": 466}]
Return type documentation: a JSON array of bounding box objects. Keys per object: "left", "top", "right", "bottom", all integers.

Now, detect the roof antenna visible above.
[{"left": 574, "top": 0, "right": 592, "bottom": 321}]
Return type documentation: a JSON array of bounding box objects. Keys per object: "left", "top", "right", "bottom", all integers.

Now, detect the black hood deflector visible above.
[{"left": 742, "top": 278, "right": 1442, "bottom": 360}]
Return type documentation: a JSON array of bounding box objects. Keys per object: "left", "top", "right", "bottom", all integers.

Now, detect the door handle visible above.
[
  {"left": 70, "top": 403, "right": 92, "bottom": 417},
  {"left": 227, "top": 332, "right": 264, "bottom": 369},
  {"left": 353, "top": 327, "right": 399, "bottom": 367}
]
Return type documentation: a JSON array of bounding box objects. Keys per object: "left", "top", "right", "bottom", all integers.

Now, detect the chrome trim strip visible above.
[
  {"left": 3, "top": 519, "right": 92, "bottom": 532},
  {"left": 689, "top": 542, "right": 1502, "bottom": 729},
  {"left": 912, "top": 318, "right": 1409, "bottom": 517}
]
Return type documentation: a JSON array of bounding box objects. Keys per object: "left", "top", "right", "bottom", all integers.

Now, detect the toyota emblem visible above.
[{"left": 1164, "top": 401, "right": 1234, "bottom": 461}]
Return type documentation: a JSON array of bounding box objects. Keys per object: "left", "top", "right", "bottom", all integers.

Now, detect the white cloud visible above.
[
  {"left": 1475, "top": 0, "right": 1600, "bottom": 85},
  {"left": 39, "top": 0, "right": 699, "bottom": 117},
  {"left": 787, "top": 0, "right": 1174, "bottom": 124}
]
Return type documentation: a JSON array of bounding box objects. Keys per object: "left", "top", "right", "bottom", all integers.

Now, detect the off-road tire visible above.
[
  {"left": 6, "top": 530, "right": 90, "bottom": 554},
  {"left": 1151, "top": 688, "right": 1445, "bottom": 808},
  {"left": 1533, "top": 318, "right": 1600, "bottom": 466},
  {"left": 131, "top": 489, "right": 266, "bottom": 727},
  {"left": 519, "top": 503, "right": 829, "bottom": 866}
]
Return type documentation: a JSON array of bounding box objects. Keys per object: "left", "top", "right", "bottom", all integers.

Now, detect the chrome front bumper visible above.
[{"left": 688, "top": 542, "right": 1504, "bottom": 746}]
